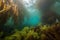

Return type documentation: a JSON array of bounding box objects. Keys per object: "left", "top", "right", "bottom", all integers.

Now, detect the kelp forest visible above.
[{"left": 0, "top": 0, "right": 60, "bottom": 40}]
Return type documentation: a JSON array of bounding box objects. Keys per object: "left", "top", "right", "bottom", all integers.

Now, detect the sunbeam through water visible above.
[{"left": 22, "top": 0, "right": 41, "bottom": 26}]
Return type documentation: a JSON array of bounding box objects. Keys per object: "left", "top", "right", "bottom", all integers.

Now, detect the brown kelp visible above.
[
  {"left": 0, "top": 0, "right": 60, "bottom": 40},
  {"left": 0, "top": 0, "right": 19, "bottom": 39},
  {"left": 0, "top": 22, "right": 59, "bottom": 40}
]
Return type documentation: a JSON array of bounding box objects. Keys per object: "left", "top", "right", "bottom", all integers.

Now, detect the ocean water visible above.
[{"left": 22, "top": 0, "right": 41, "bottom": 26}]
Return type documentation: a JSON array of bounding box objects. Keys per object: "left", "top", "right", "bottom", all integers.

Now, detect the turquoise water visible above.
[
  {"left": 5, "top": 0, "right": 42, "bottom": 27},
  {"left": 23, "top": 0, "right": 41, "bottom": 26}
]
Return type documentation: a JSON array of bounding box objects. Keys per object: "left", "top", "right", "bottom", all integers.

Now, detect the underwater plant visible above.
[
  {"left": 4, "top": 29, "right": 21, "bottom": 40},
  {"left": 0, "top": 23, "right": 59, "bottom": 40},
  {"left": 0, "top": 0, "right": 60, "bottom": 40},
  {"left": 0, "top": 0, "right": 19, "bottom": 39}
]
